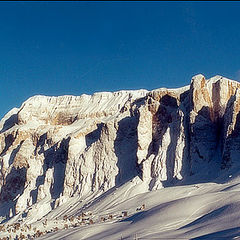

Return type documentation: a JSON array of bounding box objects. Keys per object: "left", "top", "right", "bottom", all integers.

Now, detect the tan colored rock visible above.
[{"left": 1, "top": 74, "right": 240, "bottom": 222}]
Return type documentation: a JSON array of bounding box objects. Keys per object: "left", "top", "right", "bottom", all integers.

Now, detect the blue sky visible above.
[{"left": 1, "top": 1, "right": 240, "bottom": 118}]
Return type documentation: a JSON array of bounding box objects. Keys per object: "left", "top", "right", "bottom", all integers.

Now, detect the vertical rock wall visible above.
[{"left": 0, "top": 75, "right": 240, "bottom": 222}]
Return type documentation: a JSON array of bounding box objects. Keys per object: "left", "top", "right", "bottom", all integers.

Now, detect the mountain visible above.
[{"left": 1, "top": 74, "right": 240, "bottom": 239}]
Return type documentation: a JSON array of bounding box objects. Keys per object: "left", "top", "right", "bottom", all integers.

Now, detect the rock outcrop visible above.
[{"left": 0, "top": 74, "right": 240, "bottom": 223}]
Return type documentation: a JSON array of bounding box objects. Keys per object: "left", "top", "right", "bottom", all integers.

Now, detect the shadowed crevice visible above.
[
  {"left": 0, "top": 166, "right": 27, "bottom": 222},
  {"left": 85, "top": 123, "right": 103, "bottom": 148},
  {"left": 0, "top": 113, "right": 18, "bottom": 134},
  {"left": 114, "top": 116, "right": 139, "bottom": 185},
  {"left": 0, "top": 167, "right": 27, "bottom": 202},
  {"left": 30, "top": 135, "right": 70, "bottom": 204},
  {"left": 0, "top": 133, "right": 15, "bottom": 156},
  {"left": 8, "top": 141, "right": 24, "bottom": 166}
]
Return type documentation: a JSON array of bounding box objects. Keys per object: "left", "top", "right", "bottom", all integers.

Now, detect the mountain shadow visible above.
[
  {"left": 30, "top": 135, "right": 70, "bottom": 204},
  {"left": 0, "top": 113, "right": 18, "bottom": 134},
  {"left": 0, "top": 166, "right": 27, "bottom": 222},
  {"left": 114, "top": 116, "right": 139, "bottom": 186}
]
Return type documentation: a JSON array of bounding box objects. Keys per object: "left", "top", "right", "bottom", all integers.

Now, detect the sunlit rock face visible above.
[{"left": 0, "top": 74, "right": 240, "bottom": 221}]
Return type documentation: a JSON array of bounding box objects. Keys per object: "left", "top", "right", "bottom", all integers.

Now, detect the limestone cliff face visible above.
[{"left": 0, "top": 74, "right": 240, "bottom": 222}]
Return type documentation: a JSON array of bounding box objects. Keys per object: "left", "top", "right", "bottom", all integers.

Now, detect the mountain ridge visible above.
[{"left": 1, "top": 74, "right": 240, "bottom": 239}]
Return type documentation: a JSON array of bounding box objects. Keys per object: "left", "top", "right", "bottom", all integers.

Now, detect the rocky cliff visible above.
[{"left": 0, "top": 74, "right": 240, "bottom": 223}]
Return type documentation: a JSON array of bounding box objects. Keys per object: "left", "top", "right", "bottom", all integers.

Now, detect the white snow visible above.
[{"left": 32, "top": 176, "right": 240, "bottom": 240}]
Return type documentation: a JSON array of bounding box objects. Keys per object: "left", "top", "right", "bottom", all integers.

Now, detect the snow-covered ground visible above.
[
  {"left": 41, "top": 179, "right": 239, "bottom": 240},
  {"left": 39, "top": 176, "right": 240, "bottom": 240},
  {"left": 1, "top": 173, "right": 240, "bottom": 239}
]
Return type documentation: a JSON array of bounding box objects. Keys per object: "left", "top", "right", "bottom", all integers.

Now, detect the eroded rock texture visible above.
[{"left": 0, "top": 74, "right": 240, "bottom": 222}]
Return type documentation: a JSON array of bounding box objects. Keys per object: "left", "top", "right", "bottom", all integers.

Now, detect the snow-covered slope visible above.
[
  {"left": 38, "top": 176, "right": 240, "bottom": 240},
  {"left": 1, "top": 74, "right": 240, "bottom": 239}
]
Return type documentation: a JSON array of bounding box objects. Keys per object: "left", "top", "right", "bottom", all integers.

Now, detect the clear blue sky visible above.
[{"left": 1, "top": 1, "right": 240, "bottom": 118}]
